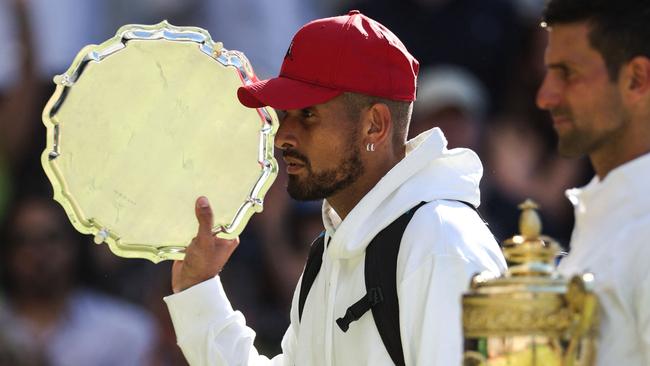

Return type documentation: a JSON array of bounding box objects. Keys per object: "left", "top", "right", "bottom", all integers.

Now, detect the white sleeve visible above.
[{"left": 164, "top": 277, "right": 295, "bottom": 366}]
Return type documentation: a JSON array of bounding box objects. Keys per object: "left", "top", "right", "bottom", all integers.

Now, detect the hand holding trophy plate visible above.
[{"left": 41, "top": 21, "right": 278, "bottom": 262}]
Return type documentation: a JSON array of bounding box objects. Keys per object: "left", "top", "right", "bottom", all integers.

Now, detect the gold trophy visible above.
[
  {"left": 462, "top": 200, "right": 598, "bottom": 365},
  {"left": 41, "top": 21, "right": 278, "bottom": 262}
]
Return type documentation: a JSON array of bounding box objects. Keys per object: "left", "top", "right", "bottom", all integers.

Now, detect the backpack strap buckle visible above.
[{"left": 336, "top": 287, "right": 384, "bottom": 332}]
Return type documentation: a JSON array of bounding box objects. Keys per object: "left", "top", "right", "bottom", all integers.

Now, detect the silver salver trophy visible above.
[{"left": 41, "top": 21, "right": 278, "bottom": 262}]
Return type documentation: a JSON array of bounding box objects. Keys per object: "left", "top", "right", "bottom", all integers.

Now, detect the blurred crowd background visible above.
[{"left": 0, "top": 0, "right": 593, "bottom": 364}]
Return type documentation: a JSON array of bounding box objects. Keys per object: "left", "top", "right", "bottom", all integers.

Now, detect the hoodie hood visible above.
[{"left": 322, "top": 127, "right": 483, "bottom": 259}]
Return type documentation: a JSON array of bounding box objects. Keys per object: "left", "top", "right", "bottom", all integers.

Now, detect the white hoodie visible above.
[{"left": 164, "top": 128, "right": 507, "bottom": 365}]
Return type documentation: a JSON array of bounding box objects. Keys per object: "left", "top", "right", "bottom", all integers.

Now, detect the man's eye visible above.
[
  {"left": 558, "top": 67, "right": 573, "bottom": 80},
  {"left": 301, "top": 109, "right": 315, "bottom": 119}
]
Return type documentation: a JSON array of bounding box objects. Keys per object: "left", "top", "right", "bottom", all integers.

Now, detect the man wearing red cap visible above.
[{"left": 164, "top": 11, "right": 506, "bottom": 365}]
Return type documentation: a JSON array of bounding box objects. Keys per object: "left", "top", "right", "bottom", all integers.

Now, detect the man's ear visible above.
[
  {"left": 363, "top": 103, "right": 392, "bottom": 147},
  {"left": 621, "top": 56, "right": 650, "bottom": 102}
]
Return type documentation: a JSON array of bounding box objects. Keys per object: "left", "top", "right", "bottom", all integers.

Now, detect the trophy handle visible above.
[{"left": 564, "top": 273, "right": 598, "bottom": 366}]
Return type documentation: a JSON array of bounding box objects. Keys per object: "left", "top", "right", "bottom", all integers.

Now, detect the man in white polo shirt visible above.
[{"left": 537, "top": 0, "right": 650, "bottom": 364}]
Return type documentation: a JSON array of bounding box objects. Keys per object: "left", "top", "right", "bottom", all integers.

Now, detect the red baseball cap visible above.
[{"left": 237, "top": 10, "right": 419, "bottom": 110}]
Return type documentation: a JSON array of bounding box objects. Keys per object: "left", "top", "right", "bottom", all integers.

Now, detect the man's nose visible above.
[
  {"left": 536, "top": 75, "right": 561, "bottom": 111},
  {"left": 274, "top": 113, "right": 297, "bottom": 150}
]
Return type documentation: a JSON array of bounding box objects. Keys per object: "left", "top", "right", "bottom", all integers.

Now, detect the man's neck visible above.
[
  {"left": 591, "top": 147, "right": 650, "bottom": 179},
  {"left": 590, "top": 122, "right": 650, "bottom": 179},
  {"left": 327, "top": 146, "right": 406, "bottom": 220}
]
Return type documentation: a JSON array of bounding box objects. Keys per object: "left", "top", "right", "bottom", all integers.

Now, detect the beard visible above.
[
  {"left": 557, "top": 126, "right": 590, "bottom": 158},
  {"left": 553, "top": 91, "right": 627, "bottom": 158},
  {"left": 552, "top": 108, "right": 589, "bottom": 158},
  {"left": 284, "top": 146, "right": 364, "bottom": 201},
  {"left": 554, "top": 114, "right": 619, "bottom": 159}
]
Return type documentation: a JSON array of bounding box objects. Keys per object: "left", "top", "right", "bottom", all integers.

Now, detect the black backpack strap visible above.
[
  {"left": 336, "top": 201, "right": 427, "bottom": 366},
  {"left": 298, "top": 231, "right": 325, "bottom": 321}
]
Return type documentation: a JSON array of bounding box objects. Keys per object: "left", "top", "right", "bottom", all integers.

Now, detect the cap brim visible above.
[{"left": 237, "top": 76, "right": 342, "bottom": 110}]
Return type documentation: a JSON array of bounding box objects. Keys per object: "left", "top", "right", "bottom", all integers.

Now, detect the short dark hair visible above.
[
  {"left": 543, "top": 0, "right": 650, "bottom": 80},
  {"left": 341, "top": 92, "right": 413, "bottom": 146}
]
